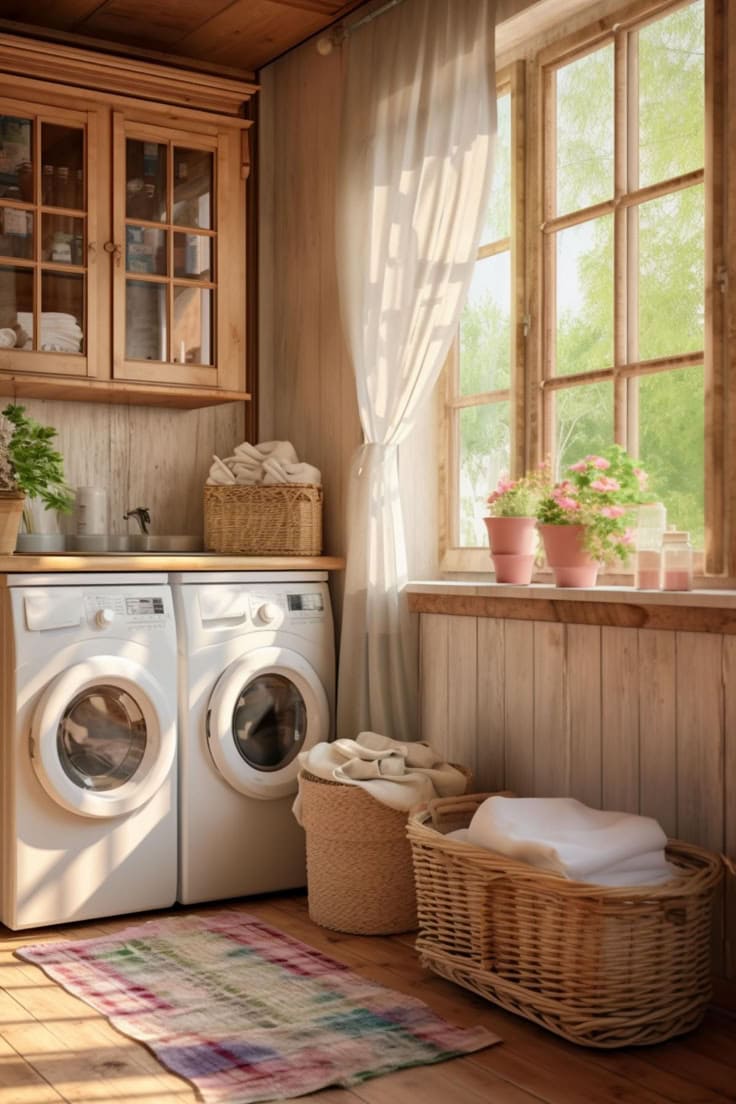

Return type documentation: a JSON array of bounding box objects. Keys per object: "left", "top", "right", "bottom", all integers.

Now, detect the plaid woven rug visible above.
[{"left": 17, "top": 910, "right": 498, "bottom": 1103}]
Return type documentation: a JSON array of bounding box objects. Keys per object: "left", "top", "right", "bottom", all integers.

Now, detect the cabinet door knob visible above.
[{"left": 103, "top": 241, "right": 122, "bottom": 266}]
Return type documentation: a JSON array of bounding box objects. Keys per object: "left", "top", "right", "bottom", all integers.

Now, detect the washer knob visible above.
[
  {"left": 257, "top": 602, "right": 280, "bottom": 625},
  {"left": 95, "top": 608, "right": 115, "bottom": 628}
]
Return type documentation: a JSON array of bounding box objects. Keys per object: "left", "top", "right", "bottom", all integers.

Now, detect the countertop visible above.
[{"left": 0, "top": 553, "right": 345, "bottom": 573}]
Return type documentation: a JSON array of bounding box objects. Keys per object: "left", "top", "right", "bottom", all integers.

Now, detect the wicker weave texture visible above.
[
  {"left": 407, "top": 793, "right": 724, "bottom": 1048},
  {"left": 300, "top": 771, "right": 418, "bottom": 935},
  {"left": 204, "top": 483, "right": 322, "bottom": 555}
]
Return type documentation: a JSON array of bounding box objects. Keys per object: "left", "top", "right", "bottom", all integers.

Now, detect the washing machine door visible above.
[
  {"left": 31, "top": 655, "right": 175, "bottom": 819},
  {"left": 207, "top": 646, "right": 328, "bottom": 800}
]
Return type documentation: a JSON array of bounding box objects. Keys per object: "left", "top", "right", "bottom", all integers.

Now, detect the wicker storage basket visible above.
[
  {"left": 204, "top": 483, "right": 322, "bottom": 555},
  {"left": 407, "top": 792, "right": 724, "bottom": 1049},
  {"left": 300, "top": 767, "right": 471, "bottom": 936}
]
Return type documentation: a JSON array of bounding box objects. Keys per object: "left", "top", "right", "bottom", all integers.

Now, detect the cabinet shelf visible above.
[{"left": 0, "top": 372, "right": 250, "bottom": 409}]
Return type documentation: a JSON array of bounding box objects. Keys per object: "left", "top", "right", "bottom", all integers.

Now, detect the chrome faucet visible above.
[{"left": 123, "top": 506, "right": 151, "bottom": 535}]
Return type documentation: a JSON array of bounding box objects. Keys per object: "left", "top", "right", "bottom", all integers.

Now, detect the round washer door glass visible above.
[
  {"left": 232, "top": 673, "right": 306, "bottom": 772},
  {"left": 57, "top": 685, "right": 147, "bottom": 792}
]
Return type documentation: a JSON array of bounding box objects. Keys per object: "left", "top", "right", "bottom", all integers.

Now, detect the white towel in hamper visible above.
[
  {"left": 467, "top": 795, "right": 677, "bottom": 886},
  {"left": 262, "top": 457, "right": 322, "bottom": 486}
]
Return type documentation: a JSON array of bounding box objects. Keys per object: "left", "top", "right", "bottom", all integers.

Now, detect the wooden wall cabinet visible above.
[{"left": 0, "top": 35, "right": 255, "bottom": 409}]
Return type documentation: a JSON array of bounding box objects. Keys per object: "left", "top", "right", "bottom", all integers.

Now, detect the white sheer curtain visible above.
[{"left": 336, "top": 0, "right": 497, "bottom": 741}]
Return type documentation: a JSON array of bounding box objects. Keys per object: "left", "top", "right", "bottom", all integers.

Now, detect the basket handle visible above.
[{"left": 722, "top": 853, "right": 736, "bottom": 877}]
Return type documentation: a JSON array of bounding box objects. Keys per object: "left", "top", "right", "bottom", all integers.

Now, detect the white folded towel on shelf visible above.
[
  {"left": 0, "top": 328, "right": 16, "bottom": 348},
  {"left": 17, "top": 312, "right": 83, "bottom": 354},
  {"left": 292, "top": 731, "right": 467, "bottom": 823},
  {"left": 206, "top": 440, "right": 322, "bottom": 487},
  {"left": 262, "top": 457, "right": 322, "bottom": 486},
  {"left": 466, "top": 796, "right": 677, "bottom": 887}
]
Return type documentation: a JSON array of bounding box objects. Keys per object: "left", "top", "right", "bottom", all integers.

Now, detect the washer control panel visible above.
[{"left": 85, "top": 592, "right": 169, "bottom": 628}]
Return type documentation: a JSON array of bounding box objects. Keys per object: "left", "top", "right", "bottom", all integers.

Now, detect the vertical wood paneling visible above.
[
  {"left": 601, "top": 626, "right": 640, "bottom": 813},
  {"left": 418, "top": 615, "right": 450, "bottom": 761},
  {"left": 477, "top": 618, "right": 506, "bottom": 792},
  {"left": 638, "top": 629, "right": 677, "bottom": 837},
  {"left": 446, "top": 616, "right": 478, "bottom": 781},
  {"left": 676, "top": 632, "right": 724, "bottom": 850},
  {"left": 724, "top": 637, "right": 736, "bottom": 980},
  {"left": 503, "top": 619, "right": 535, "bottom": 796},
  {"left": 533, "top": 622, "right": 567, "bottom": 796},
  {"left": 566, "top": 623, "right": 602, "bottom": 808}
]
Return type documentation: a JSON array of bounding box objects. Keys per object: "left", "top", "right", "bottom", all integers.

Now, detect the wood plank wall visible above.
[
  {"left": 418, "top": 612, "right": 736, "bottom": 987},
  {"left": 19, "top": 398, "right": 244, "bottom": 537}
]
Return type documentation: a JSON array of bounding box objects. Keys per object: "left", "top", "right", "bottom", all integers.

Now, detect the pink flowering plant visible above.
[
  {"left": 536, "top": 446, "right": 648, "bottom": 565},
  {"left": 486, "top": 463, "right": 551, "bottom": 518}
]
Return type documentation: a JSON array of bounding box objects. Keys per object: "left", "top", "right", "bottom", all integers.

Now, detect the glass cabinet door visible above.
[
  {"left": 113, "top": 116, "right": 236, "bottom": 390},
  {"left": 0, "top": 102, "right": 97, "bottom": 376}
]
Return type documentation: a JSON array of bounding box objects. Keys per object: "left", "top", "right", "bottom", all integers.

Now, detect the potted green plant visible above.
[
  {"left": 536, "top": 447, "right": 647, "bottom": 587},
  {"left": 0, "top": 404, "right": 73, "bottom": 554},
  {"left": 484, "top": 464, "right": 550, "bottom": 584}
]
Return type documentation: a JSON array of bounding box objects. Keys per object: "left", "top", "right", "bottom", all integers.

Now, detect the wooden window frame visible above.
[{"left": 440, "top": 62, "right": 526, "bottom": 574}]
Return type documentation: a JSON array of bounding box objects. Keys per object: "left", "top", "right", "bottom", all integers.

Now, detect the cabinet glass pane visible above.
[
  {"left": 173, "top": 232, "right": 211, "bottom": 280},
  {"left": 174, "top": 148, "right": 212, "bottom": 229},
  {"left": 126, "top": 225, "right": 167, "bottom": 276},
  {"left": 41, "top": 272, "right": 84, "bottom": 353},
  {"left": 0, "top": 265, "right": 33, "bottom": 348},
  {"left": 41, "top": 125, "right": 84, "bottom": 210},
  {"left": 126, "top": 140, "right": 167, "bottom": 222},
  {"left": 0, "top": 117, "right": 33, "bottom": 201},
  {"left": 173, "top": 286, "right": 212, "bottom": 365},
  {"left": 126, "top": 280, "right": 167, "bottom": 361},
  {"left": 42, "top": 214, "right": 85, "bottom": 266},
  {"left": 0, "top": 208, "right": 33, "bottom": 259}
]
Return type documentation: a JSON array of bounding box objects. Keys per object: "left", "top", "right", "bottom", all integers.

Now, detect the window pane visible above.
[
  {"left": 174, "top": 232, "right": 212, "bottom": 280},
  {"left": 555, "top": 44, "right": 614, "bottom": 216},
  {"left": 126, "top": 280, "right": 167, "bottom": 361},
  {"left": 0, "top": 116, "right": 33, "bottom": 201},
  {"left": 554, "top": 382, "right": 613, "bottom": 477},
  {"left": 41, "top": 124, "right": 84, "bottom": 210},
  {"left": 460, "top": 251, "right": 510, "bottom": 394},
  {"left": 0, "top": 265, "right": 33, "bottom": 348},
  {"left": 126, "top": 140, "right": 167, "bottom": 222},
  {"left": 42, "top": 213, "right": 84, "bottom": 266},
  {"left": 126, "top": 225, "right": 167, "bottom": 276},
  {"left": 481, "top": 92, "right": 510, "bottom": 243},
  {"left": 0, "top": 208, "right": 33, "bottom": 259},
  {"left": 555, "top": 216, "right": 613, "bottom": 376},
  {"left": 174, "top": 148, "right": 212, "bottom": 229},
  {"left": 638, "top": 2, "right": 704, "bottom": 189},
  {"left": 637, "top": 366, "right": 704, "bottom": 547},
  {"left": 41, "top": 272, "right": 84, "bottom": 353},
  {"left": 637, "top": 185, "right": 703, "bottom": 361},
  {"left": 458, "top": 402, "right": 510, "bottom": 547},
  {"left": 173, "top": 286, "right": 212, "bottom": 365}
]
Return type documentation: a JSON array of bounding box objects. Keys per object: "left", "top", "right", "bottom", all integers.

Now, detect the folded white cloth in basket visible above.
[
  {"left": 466, "top": 795, "right": 677, "bottom": 887},
  {"left": 292, "top": 731, "right": 467, "bottom": 824},
  {"left": 206, "top": 455, "right": 236, "bottom": 484},
  {"left": 206, "top": 440, "right": 321, "bottom": 486},
  {"left": 262, "top": 458, "right": 322, "bottom": 486}
]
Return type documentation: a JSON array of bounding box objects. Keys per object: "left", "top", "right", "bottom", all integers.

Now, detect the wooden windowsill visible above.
[{"left": 407, "top": 581, "right": 736, "bottom": 634}]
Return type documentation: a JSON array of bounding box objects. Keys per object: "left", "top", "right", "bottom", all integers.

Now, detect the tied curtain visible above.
[{"left": 335, "top": 0, "right": 497, "bottom": 741}]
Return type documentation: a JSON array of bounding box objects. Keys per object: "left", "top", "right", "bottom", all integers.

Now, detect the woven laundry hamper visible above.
[
  {"left": 204, "top": 483, "right": 322, "bottom": 555},
  {"left": 407, "top": 792, "right": 726, "bottom": 1048},
  {"left": 300, "top": 768, "right": 470, "bottom": 936}
]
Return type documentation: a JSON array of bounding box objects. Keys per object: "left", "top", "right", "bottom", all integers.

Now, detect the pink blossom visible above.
[
  {"left": 634, "top": 467, "right": 648, "bottom": 487},
  {"left": 591, "top": 457, "right": 610, "bottom": 470},
  {"left": 600, "top": 505, "right": 625, "bottom": 519},
  {"left": 568, "top": 460, "right": 588, "bottom": 472},
  {"left": 555, "top": 496, "right": 579, "bottom": 511},
  {"left": 590, "top": 477, "right": 621, "bottom": 493}
]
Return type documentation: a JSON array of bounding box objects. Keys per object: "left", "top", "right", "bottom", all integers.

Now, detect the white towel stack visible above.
[
  {"left": 207, "top": 440, "right": 322, "bottom": 487},
  {"left": 17, "top": 312, "right": 83, "bottom": 353},
  {"left": 292, "top": 732, "right": 468, "bottom": 823},
  {"left": 454, "top": 795, "right": 677, "bottom": 888}
]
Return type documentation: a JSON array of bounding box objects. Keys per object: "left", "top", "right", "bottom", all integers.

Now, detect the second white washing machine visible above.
[{"left": 171, "top": 571, "right": 335, "bottom": 905}]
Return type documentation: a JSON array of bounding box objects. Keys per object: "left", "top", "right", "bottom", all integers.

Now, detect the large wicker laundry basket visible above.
[
  {"left": 300, "top": 768, "right": 470, "bottom": 936},
  {"left": 407, "top": 792, "right": 725, "bottom": 1049},
  {"left": 204, "top": 483, "right": 322, "bottom": 555}
]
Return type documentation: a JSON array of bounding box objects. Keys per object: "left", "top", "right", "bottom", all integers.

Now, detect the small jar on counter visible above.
[
  {"left": 635, "top": 502, "right": 666, "bottom": 590},
  {"left": 661, "top": 529, "right": 693, "bottom": 591}
]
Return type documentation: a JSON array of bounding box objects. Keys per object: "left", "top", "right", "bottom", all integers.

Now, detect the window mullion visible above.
[{"left": 614, "top": 26, "right": 631, "bottom": 449}]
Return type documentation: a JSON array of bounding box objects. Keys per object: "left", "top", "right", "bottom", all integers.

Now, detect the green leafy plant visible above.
[
  {"left": 0, "top": 404, "right": 73, "bottom": 513},
  {"left": 536, "top": 446, "right": 648, "bottom": 565},
  {"left": 486, "top": 463, "right": 551, "bottom": 518}
]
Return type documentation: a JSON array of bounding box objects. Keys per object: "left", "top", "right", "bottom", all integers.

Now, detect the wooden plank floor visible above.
[{"left": 0, "top": 892, "right": 734, "bottom": 1104}]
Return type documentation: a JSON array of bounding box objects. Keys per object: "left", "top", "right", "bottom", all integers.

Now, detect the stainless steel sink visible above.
[{"left": 17, "top": 534, "right": 203, "bottom": 554}]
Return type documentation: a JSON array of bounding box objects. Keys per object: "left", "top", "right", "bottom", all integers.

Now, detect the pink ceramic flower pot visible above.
[
  {"left": 483, "top": 515, "right": 536, "bottom": 555},
  {"left": 491, "top": 552, "right": 535, "bottom": 585},
  {"left": 537, "top": 523, "right": 599, "bottom": 588}
]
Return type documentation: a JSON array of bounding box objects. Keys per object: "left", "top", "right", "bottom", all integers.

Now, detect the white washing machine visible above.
[
  {"left": 171, "top": 571, "right": 335, "bottom": 905},
  {"left": 0, "top": 573, "right": 178, "bottom": 930}
]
